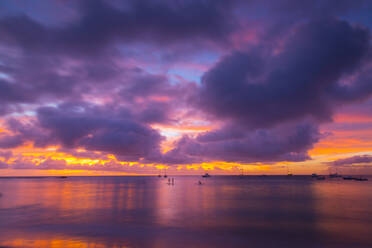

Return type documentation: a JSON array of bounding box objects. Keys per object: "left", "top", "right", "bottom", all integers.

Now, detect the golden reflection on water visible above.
[
  {"left": 1, "top": 237, "right": 123, "bottom": 248},
  {"left": 154, "top": 177, "right": 220, "bottom": 227}
]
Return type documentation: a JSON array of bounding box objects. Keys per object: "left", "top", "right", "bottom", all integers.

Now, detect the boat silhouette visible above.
[{"left": 343, "top": 176, "right": 353, "bottom": 180}]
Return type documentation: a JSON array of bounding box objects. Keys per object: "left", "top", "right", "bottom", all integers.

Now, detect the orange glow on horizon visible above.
[{"left": 333, "top": 113, "right": 372, "bottom": 123}]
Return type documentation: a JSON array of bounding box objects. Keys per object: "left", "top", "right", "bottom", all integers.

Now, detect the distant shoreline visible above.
[{"left": 0, "top": 175, "right": 371, "bottom": 179}]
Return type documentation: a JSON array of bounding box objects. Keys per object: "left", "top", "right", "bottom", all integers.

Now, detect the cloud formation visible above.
[
  {"left": 197, "top": 19, "right": 371, "bottom": 128},
  {"left": 0, "top": 1, "right": 372, "bottom": 172},
  {"left": 165, "top": 18, "right": 372, "bottom": 164},
  {"left": 16, "top": 102, "right": 165, "bottom": 161},
  {"left": 328, "top": 155, "right": 372, "bottom": 166},
  {"left": 0, "top": 0, "right": 238, "bottom": 56},
  {"left": 163, "top": 121, "right": 321, "bottom": 164}
]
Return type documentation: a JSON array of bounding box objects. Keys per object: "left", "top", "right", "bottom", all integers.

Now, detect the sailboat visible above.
[
  {"left": 239, "top": 168, "right": 245, "bottom": 178},
  {"left": 316, "top": 175, "right": 326, "bottom": 180},
  {"left": 202, "top": 172, "right": 211, "bottom": 178},
  {"left": 287, "top": 165, "right": 293, "bottom": 177},
  {"left": 329, "top": 173, "right": 341, "bottom": 178},
  {"left": 329, "top": 168, "right": 342, "bottom": 178}
]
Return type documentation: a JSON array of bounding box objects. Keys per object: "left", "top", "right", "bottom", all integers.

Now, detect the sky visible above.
[{"left": 1, "top": 0, "right": 372, "bottom": 176}]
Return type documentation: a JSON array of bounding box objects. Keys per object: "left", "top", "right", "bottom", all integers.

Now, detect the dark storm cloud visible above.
[
  {"left": 36, "top": 102, "right": 163, "bottom": 161},
  {"left": 197, "top": 19, "right": 371, "bottom": 128},
  {"left": 263, "top": 0, "right": 371, "bottom": 19},
  {"left": 0, "top": 102, "right": 166, "bottom": 162},
  {"left": 0, "top": 0, "right": 227, "bottom": 118},
  {"left": 0, "top": 80, "right": 28, "bottom": 103},
  {"left": 163, "top": 121, "right": 320, "bottom": 164},
  {"left": 0, "top": 79, "right": 29, "bottom": 115},
  {"left": 328, "top": 155, "right": 372, "bottom": 166},
  {"left": 119, "top": 72, "right": 197, "bottom": 124},
  {"left": 0, "top": 45, "right": 188, "bottom": 119},
  {"left": 137, "top": 102, "right": 171, "bottom": 124},
  {"left": 234, "top": 0, "right": 372, "bottom": 44},
  {"left": 0, "top": 0, "right": 372, "bottom": 58},
  {"left": 0, "top": 55, "right": 89, "bottom": 115},
  {"left": 164, "top": 18, "right": 372, "bottom": 164},
  {"left": 0, "top": 134, "right": 24, "bottom": 148},
  {"left": 119, "top": 73, "right": 195, "bottom": 103},
  {"left": 0, "top": 0, "right": 237, "bottom": 56}
]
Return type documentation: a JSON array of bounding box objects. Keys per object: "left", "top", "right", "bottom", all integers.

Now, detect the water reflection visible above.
[
  {"left": 312, "top": 180, "right": 372, "bottom": 246},
  {"left": 0, "top": 235, "right": 124, "bottom": 248},
  {"left": 0, "top": 176, "right": 371, "bottom": 247}
]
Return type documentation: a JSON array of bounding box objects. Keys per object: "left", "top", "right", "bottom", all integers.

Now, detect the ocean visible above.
[{"left": 0, "top": 176, "right": 371, "bottom": 248}]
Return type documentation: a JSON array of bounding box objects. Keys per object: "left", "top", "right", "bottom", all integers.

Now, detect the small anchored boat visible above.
[
  {"left": 353, "top": 177, "right": 368, "bottom": 181},
  {"left": 343, "top": 176, "right": 354, "bottom": 180},
  {"left": 286, "top": 165, "right": 293, "bottom": 177},
  {"left": 329, "top": 173, "right": 342, "bottom": 178}
]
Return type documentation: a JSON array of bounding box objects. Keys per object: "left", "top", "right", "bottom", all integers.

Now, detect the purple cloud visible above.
[
  {"left": 197, "top": 19, "right": 371, "bottom": 128},
  {"left": 163, "top": 121, "right": 320, "bottom": 164},
  {"left": 163, "top": 18, "right": 372, "bottom": 164},
  {"left": 0, "top": 1, "right": 372, "bottom": 170},
  {"left": 36, "top": 102, "right": 164, "bottom": 161},
  {"left": 0, "top": 0, "right": 238, "bottom": 56},
  {"left": 328, "top": 155, "right": 372, "bottom": 166},
  {"left": 0, "top": 133, "right": 24, "bottom": 149}
]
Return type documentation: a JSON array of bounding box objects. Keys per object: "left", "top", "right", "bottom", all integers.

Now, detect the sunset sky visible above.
[{"left": 1, "top": 0, "right": 372, "bottom": 176}]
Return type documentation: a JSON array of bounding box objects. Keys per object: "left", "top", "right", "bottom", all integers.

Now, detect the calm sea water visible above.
[{"left": 0, "top": 176, "right": 371, "bottom": 248}]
